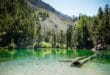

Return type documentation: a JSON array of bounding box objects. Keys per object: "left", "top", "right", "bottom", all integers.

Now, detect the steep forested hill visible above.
[
  {"left": 0, "top": 0, "right": 109, "bottom": 50},
  {"left": 0, "top": 0, "right": 73, "bottom": 49}
]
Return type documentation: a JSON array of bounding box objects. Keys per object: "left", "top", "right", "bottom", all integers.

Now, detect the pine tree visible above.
[{"left": 66, "top": 25, "right": 73, "bottom": 49}]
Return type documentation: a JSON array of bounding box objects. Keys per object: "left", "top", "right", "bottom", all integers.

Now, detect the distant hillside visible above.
[
  {"left": 27, "top": 0, "right": 74, "bottom": 33},
  {"left": 28, "top": 0, "right": 72, "bottom": 20}
]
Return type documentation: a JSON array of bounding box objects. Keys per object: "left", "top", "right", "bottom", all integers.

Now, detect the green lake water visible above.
[{"left": 0, "top": 49, "right": 110, "bottom": 75}]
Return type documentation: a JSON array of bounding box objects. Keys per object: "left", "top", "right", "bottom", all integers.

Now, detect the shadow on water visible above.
[
  {"left": 0, "top": 49, "right": 37, "bottom": 61},
  {"left": 92, "top": 51, "right": 110, "bottom": 64}
]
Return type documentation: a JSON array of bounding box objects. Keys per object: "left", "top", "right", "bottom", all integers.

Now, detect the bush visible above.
[
  {"left": 60, "top": 44, "right": 66, "bottom": 49},
  {"left": 39, "top": 41, "right": 52, "bottom": 48}
]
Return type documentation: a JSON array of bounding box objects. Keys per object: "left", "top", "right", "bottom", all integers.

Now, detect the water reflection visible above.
[
  {"left": 1, "top": 49, "right": 110, "bottom": 63},
  {"left": 0, "top": 49, "right": 110, "bottom": 75},
  {"left": 92, "top": 51, "right": 110, "bottom": 64}
]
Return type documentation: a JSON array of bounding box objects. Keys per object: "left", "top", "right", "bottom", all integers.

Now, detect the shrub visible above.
[
  {"left": 39, "top": 41, "right": 52, "bottom": 48},
  {"left": 60, "top": 44, "right": 66, "bottom": 49}
]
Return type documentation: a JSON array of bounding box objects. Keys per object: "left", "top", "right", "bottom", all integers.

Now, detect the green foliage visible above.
[
  {"left": 66, "top": 25, "right": 74, "bottom": 49},
  {"left": 38, "top": 11, "right": 49, "bottom": 21},
  {"left": 60, "top": 30, "right": 66, "bottom": 48},
  {"left": 90, "top": 4, "right": 110, "bottom": 50},
  {"left": 60, "top": 44, "right": 66, "bottom": 49},
  {"left": 74, "top": 15, "right": 93, "bottom": 49},
  {"left": 39, "top": 41, "right": 52, "bottom": 48},
  {"left": 73, "top": 4, "right": 110, "bottom": 50},
  {"left": 0, "top": 0, "right": 35, "bottom": 48}
]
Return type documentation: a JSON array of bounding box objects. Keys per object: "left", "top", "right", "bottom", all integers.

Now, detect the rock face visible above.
[
  {"left": 28, "top": 0, "right": 73, "bottom": 33},
  {"left": 40, "top": 11, "right": 67, "bottom": 33}
]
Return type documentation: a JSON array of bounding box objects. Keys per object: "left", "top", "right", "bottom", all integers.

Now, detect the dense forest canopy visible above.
[
  {"left": 0, "top": 0, "right": 110, "bottom": 50},
  {"left": 74, "top": 4, "right": 110, "bottom": 50},
  {"left": 0, "top": 0, "right": 35, "bottom": 48}
]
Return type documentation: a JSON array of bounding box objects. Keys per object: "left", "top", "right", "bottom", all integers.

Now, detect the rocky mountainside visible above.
[
  {"left": 27, "top": 0, "right": 73, "bottom": 33},
  {"left": 28, "top": 0, "right": 71, "bottom": 20}
]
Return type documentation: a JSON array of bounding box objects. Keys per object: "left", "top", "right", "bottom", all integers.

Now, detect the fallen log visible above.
[
  {"left": 59, "top": 56, "right": 86, "bottom": 62},
  {"left": 71, "top": 54, "right": 97, "bottom": 67}
]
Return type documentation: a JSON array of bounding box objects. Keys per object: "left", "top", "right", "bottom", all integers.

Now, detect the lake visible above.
[{"left": 0, "top": 49, "right": 110, "bottom": 75}]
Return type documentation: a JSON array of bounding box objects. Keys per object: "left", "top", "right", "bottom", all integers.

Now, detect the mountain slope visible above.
[
  {"left": 27, "top": 0, "right": 73, "bottom": 33},
  {"left": 28, "top": 0, "right": 71, "bottom": 20},
  {"left": 0, "top": 0, "right": 73, "bottom": 48}
]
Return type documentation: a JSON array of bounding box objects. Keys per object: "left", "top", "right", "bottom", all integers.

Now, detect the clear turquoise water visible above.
[{"left": 0, "top": 49, "right": 110, "bottom": 75}]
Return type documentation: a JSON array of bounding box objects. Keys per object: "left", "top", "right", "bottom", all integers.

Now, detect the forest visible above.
[{"left": 0, "top": 0, "right": 110, "bottom": 50}]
